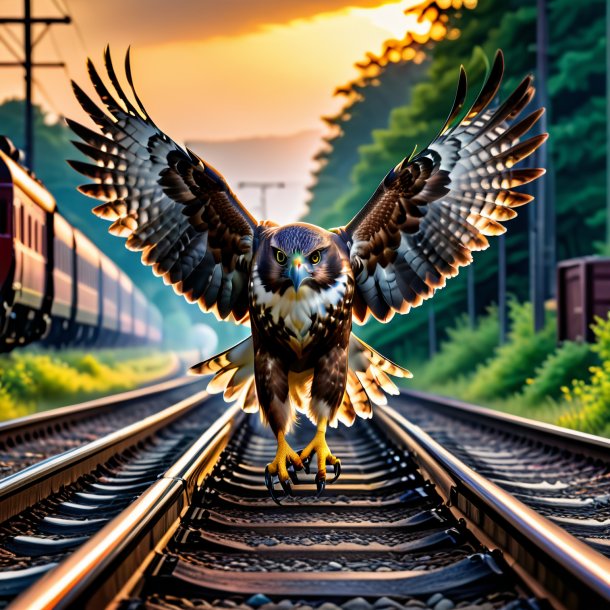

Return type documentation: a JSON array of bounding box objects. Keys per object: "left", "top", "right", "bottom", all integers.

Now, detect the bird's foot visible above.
[
  {"left": 299, "top": 428, "right": 341, "bottom": 497},
  {"left": 265, "top": 434, "right": 304, "bottom": 505}
]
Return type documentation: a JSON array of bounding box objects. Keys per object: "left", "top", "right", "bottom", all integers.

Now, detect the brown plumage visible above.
[{"left": 68, "top": 48, "right": 545, "bottom": 503}]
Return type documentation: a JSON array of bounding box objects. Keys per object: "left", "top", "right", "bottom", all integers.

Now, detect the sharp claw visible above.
[
  {"left": 315, "top": 472, "right": 326, "bottom": 497},
  {"left": 288, "top": 466, "right": 300, "bottom": 485},
  {"left": 265, "top": 465, "right": 283, "bottom": 505},
  {"left": 328, "top": 460, "right": 341, "bottom": 484},
  {"left": 280, "top": 477, "right": 293, "bottom": 496}
]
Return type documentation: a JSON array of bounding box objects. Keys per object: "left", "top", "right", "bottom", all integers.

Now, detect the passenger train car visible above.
[{"left": 0, "top": 137, "right": 162, "bottom": 351}]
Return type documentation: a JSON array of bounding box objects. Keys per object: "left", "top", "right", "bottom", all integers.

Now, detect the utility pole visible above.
[
  {"left": 467, "top": 265, "right": 475, "bottom": 329},
  {"left": 0, "top": 1, "right": 71, "bottom": 169},
  {"left": 238, "top": 181, "right": 285, "bottom": 219},
  {"left": 498, "top": 234, "right": 507, "bottom": 344},
  {"left": 534, "top": 0, "right": 550, "bottom": 331}
]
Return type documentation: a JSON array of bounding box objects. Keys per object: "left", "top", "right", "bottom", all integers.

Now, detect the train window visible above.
[
  {"left": 34, "top": 220, "right": 38, "bottom": 251},
  {"left": 27, "top": 215, "right": 31, "bottom": 248},
  {"left": 19, "top": 205, "right": 24, "bottom": 243}
]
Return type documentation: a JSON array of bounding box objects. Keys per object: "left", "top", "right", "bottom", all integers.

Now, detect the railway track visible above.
[
  {"left": 2, "top": 389, "right": 608, "bottom": 610},
  {"left": 0, "top": 374, "right": 205, "bottom": 479},
  {"left": 0, "top": 383, "right": 226, "bottom": 603},
  {"left": 394, "top": 390, "right": 610, "bottom": 556}
]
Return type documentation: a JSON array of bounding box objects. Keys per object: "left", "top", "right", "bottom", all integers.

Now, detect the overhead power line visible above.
[
  {"left": 0, "top": 1, "right": 71, "bottom": 169},
  {"left": 61, "top": 0, "right": 89, "bottom": 57}
]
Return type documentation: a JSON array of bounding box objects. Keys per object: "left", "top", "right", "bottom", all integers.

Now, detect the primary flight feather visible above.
[{"left": 68, "top": 48, "right": 546, "bottom": 503}]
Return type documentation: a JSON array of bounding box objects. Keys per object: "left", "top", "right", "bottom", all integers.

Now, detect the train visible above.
[{"left": 0, "top": 137, "right": 162, "bottom": 352}]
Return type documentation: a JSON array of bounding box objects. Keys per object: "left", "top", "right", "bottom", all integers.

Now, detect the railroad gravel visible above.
[{"left": 132, "top": 593, "right": 531, "bottom": 610}]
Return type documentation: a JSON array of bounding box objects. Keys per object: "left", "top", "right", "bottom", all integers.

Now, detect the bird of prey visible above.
[{"left": 68, "top": 48, "right": 546, "bottom": 503}]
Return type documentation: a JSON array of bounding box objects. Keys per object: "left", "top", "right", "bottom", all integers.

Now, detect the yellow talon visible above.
[
  {"left": 299, "top": 418, "right": 341, "bottom": 490},
  {"left": 267, "top": 432, "right": 303, "bottom": 480},
  {"left": 265, "top": 432, "right": 303, "bottom": 504}
]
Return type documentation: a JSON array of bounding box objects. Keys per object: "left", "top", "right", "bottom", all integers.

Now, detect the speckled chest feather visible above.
[{"left": 249, "top": 259, "right": 354, "bottom": 359}]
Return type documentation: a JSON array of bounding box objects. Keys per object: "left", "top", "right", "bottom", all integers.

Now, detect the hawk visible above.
[{"left": 68, "top": 48, "right": 546, "bottom": 503}]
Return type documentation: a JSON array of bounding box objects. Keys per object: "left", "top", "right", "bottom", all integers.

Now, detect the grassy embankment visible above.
[
  {"left": 0, "top": 349, "right": 175, "bottom": 421},
  {"left": 406, "top": 302, "right": 610, "bottom": 437}
]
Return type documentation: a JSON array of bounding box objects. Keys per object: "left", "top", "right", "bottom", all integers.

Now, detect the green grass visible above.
[
  {"left": 406, "top": 302, "right": 610, "bottom": 438},
  {"left": 410, "top": 307, "right": 500, "bottom": 389},
  {"left": 0, "top": 349, "right": 175, "bottom": 421}
]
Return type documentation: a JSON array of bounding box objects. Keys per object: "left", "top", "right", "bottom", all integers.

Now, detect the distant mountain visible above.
[{"left": 187, "top": 129, "right": 323, "bottom": 225}]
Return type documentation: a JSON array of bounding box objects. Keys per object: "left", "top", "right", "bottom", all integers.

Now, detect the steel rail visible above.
[
  {"left": 0, "top": 386, "right": 210, "bottom": 522},
  {"left": 0, "top": 367, "right": 198, "bottom": 448},
  {"left": 8, "top": 405, "right": 244, "bottom": 610},
  {"left": 376, "top": 405, "right": 610, "bottom": 610},
  {"left": 398, "top": 388, "right": 610, "bottom": 460}
]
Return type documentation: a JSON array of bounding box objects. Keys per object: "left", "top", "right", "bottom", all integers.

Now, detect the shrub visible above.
[
  {"left": 411, "top": 306, "right": 499, "bottom": 389},
  {"left": 559, "top": 314, "right": 610, "bottom": 435},
  {"left": 521, "top": 340, "right": 596, "bottom": 405},
  {"left": 0, "top": 350, "right": 173, "bottom": 421},
  {"left": 464, "top": 301, "right": 556, "bottom": 402}
]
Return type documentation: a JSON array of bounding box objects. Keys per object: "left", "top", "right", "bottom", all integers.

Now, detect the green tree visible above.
[
  {"left": 307, "top": 58, "right": 429, "bottom": 228},
  {"left": 306, "top": 0, "right": 606, "bottom": 369},
  {"left": 306, "top": 0, "right": 538, "bottom": 363},
  {"left": 547, "top": 0, "right": 605, "bottom": 258}
]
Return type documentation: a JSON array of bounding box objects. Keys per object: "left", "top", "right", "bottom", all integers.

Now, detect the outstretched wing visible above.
[
  {"left": 67, "top": 48, "right": 257, "bottom": 324},
  {"left": 336, "top": 51, "right": 546, "bottom": 324}
]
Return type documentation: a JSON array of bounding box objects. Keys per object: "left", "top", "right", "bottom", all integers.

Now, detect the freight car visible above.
[{"left": 0, "top": 137, "right": 162, "bottom": 352}]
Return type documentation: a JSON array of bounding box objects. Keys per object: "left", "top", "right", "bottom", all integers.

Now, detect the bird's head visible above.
[{"left": 256, "top": 223, "right": 346, "bottom": 293}]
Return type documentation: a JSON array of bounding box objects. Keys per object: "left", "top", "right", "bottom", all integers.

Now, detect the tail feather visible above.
[
  {"left": 336, "top": 390, "right": 357, "bottom": 427},
  {"left": 206, "top": 364, "right": 239, "bottom": 395},
  {"left": 223, "top": 365, "right": 253, "bottom": 401},
  {"left": 355, "top": 370, "right": 388, "bottom": 406},
  {"left": 189, "top": 335, "right": 257, "bottom": 408},
  {"left": 189, "top": 335, "right": 253, "bottom": 375},
  {"left": 335, "top": 334, "right": 412, "bottom": 427},
  {"left": 345, "top": 369, "right": 372, "bottom": 420},
  {"left": 238, "top": 377, "right": 259, "bottom": 413},
  {"left": 288, "top": 369, "right": 313, "bottom": 414},
  {"left": 189, "top": 332, "right": 411, "bottom": 426}
]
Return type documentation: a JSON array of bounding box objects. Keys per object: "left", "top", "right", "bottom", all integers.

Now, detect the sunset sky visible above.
[
  {"left": 0, "top": 0, "right": 427, "bottom": 140},
  {"left": 0, "top": 0, "right": 429, "bottom": 223}
]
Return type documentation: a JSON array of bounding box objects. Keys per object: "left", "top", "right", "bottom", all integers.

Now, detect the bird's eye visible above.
[
  {"left": 275, "top": 249, "right": 287, "bottom": 265},
  {"left": 310, "top": 250, "right": 321, "bottom": 265}
]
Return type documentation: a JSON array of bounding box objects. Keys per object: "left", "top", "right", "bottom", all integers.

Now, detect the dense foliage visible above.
[
  {"left": 304, "top": 0, "right": 605, "bottom": 365},
  {"left": 549, "top": 0, "right": 606, "bottom": 258},
  {"left": 521, "top": 340, "right": 595, "bottom": 405},
  {"left": 463, "top": 302, "right": 557, "bottom": 401},
  {"left": 410, "top": 301, "right": 602, "bottom": 432},
  {"left": 560, "top": 316, "right": 610, "bottom": 435},
  {"left": 409, "top": 306, "right": 499, "bottom": 387},
  {"left": 307, "top": 59, "right": 429, "bottom": 229}
]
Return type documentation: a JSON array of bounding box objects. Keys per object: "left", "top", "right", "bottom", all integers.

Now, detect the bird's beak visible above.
[{"left": 288, "top": 256, "right": 309, "bottom": 290}]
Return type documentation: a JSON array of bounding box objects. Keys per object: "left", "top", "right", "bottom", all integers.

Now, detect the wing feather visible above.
[
  {"left": 67, "top": 48, "right": 257, "bottom": 323},
  {"left": 337, "top": 50, "right": 546, "bottom": 323}
]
